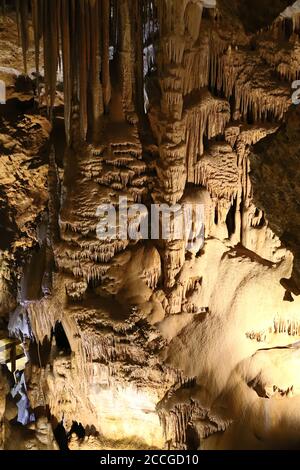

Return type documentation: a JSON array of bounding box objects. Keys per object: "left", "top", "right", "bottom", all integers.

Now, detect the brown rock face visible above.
[
  {"left": 221, "top": 0, "right": 293, "bottom": 32},
  {"left": 0, "top": 0, "right": 300, "bottom": 451},
  {"left": 251, "top": 105, "right": 300, "bottom": 294}
]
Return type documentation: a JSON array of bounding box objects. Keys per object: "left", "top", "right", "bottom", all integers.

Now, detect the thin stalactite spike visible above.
[
  {"left": 31, "top": 0, "right": 40, "bottom": 100},
  {"left": 102, "top": 0, "right": 111, "bottom": 111},
  {"left": 17, "top": 0, "right": 29, "bottom": 74},
  {"left": 61, "top": 0, "right": 72, "bottom": 145},
  {"left": 79, "top": 0, "right": 88, "bottom": 139}
]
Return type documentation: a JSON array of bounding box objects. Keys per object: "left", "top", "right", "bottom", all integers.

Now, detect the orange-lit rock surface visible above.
[{"left": 0, "top": 0, "right": 300, "bottom": 450}]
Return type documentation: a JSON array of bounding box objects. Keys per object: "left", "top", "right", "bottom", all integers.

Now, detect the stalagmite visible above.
[{"left": 1, "top": 0, "right": 300, "bottom": 453}]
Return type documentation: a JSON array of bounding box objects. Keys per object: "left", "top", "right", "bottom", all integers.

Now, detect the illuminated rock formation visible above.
[{"left": 0, "top": 0, "right": 300, "bottom": 451}]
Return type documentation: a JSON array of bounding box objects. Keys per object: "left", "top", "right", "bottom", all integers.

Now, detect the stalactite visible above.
[
  {"left": 117, "top": 0, "right": 137, "bottom": 122},
  {"left": 88, "top": 0, "right": 103, "bottom": 139},
  {"left": 60, "top": 0, "right": 72, "bottom": 145},
  {"left": 185, "top": 93, "right": 230, "bottom": 181},
  {"left": 134, "top": 0, "right": 144, "bottom": 116},
  {"left": 102, "top": 0, "right": 111, "bottom": 111},
  {"left": 22, "top": 0, "right": 107, "bottom": 142},
  {"left": 79, "top": 0, "right": 88, "bottom": 139},
  {"left": 16, "top": 0, "right": 29, "bottom": 74},
  {"left": 31, "top": 0, "right": 40, "bottom": 99},
  {"left": 182, "top": 44, "right": 210, "bottom": 94},
  {"left": 293, "top": 12, "right": 300, "bottom": 32},
  {"left": 110, "top": 0, "right": 118, "bottom": 48},
  {"left": 42, "top": 0, "right": 59, "bottom": 115},
  {"left": 214, "top": 47, "right": 291, "bottom": 123},
  {"left": 2, "top": 0, "right": 300, "bottom": 452}
]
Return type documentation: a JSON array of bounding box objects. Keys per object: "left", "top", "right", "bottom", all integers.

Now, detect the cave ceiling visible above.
[{"left": 0, "top": 0, "right": 299, "bottom": 452}]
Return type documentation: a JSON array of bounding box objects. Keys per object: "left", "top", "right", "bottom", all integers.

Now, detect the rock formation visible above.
[{"left": 0, "top": 0, "right": 300, "bottom": 450}]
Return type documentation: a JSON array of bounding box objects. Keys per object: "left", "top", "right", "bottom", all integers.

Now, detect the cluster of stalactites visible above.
[
  {"left": 12, "top": 0, "right": 158, "bottom": 145},
  {"left": 13, "top": 0, "right": 116, "bottom": 145}
]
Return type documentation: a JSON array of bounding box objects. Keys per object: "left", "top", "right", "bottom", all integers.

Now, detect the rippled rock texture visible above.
[{"left": 0, "top": 0, "right": 300, "bottom": 450}]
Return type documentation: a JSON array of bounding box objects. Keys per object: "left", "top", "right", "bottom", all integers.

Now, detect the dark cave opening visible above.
[
  {"left": 186, "top": 424, "right": 200, "bottom": 450},
  {"left": 51, "top": 117, "right": 66, "bottom": 169},
  {"left": 53, "top": 322, "right": 71, "bottom": 355},
  {"left": 226, "top": 197, "right": 237, "bottom": 238},
  {"left": 282, "top": 17, "right": 294, "bottom": 40},
  {"left": 246, "top": 108, "right": 255, "bottom": 125},
  {"left": 0, "top": 219, "right": 15, "bottom": 250},
  {"left": 0, "top": 190, "right": 17, "bottom": 250},
  {"left": 69, "top": 421, "right": 86, "bottom": 439},
  {"left": 53, "top": 421, "right": 69, "bottom": 451}
]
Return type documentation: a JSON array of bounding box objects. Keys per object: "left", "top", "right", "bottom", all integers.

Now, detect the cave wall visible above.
[{"left": 0, "top": 0, "right": 300, "bottom": 450}]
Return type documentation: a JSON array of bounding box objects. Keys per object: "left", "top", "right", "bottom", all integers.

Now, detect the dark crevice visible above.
[
  {"left": 53, "top": 421, "right": 69, "bottom": 451},
  {"left": 54, "top": 322, "right": 71, "bottom": 355},
  {"left": 226, "top": 197, "right": 237, "bottom": 238},
  {"left": 69, "top": 421, "right": 86, "bottom": 439},
  {"left": 29, "top": 338, "right": 52, "bottom": 368}
]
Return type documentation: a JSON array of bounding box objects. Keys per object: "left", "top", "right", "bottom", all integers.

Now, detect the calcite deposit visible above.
[{"left": 0, "top": 0, "right": 300, "bottom": 451}]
